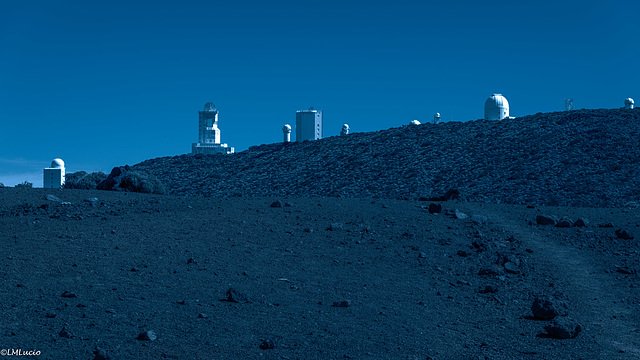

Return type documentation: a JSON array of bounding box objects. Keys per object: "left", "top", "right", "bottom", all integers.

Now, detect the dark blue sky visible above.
[{"left": 1, "top": 0, "right": 638, "bottom": 186}]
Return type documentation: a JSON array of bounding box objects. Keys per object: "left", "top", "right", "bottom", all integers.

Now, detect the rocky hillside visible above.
[{"left": 133, "top": 108, "right": 640, "bottom": 207}]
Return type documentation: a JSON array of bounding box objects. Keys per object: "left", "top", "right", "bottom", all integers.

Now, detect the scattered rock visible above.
[
  {"left": 453, "top": 209, "right": 468, "bottom": 219},
  {"left": 471, "top": 214, "right": 489, "bottom": 223},
  {"left": 554, "top": 220, "right": 572, "bottom": 228},
  {"left": 187, "top": 258, "right": 197, "bottom": 264},
  {"left": 536, "top": 215, "right": 557, "bottom": 225},
  {"left": 45, "top": 195, "right": 63, "bottom": 202},
  {"left": 542, "top": 318, "right": 582, "bottom": 339},
  {"left": 599, "top": 222, "right": 614, "bottom": 228},
  {"left": 531, "top": 297, "right": 567, "bottom": 320},
  {"left": 478, "top": 267, "right": 503, "bottom": 276},
  {"left": 331, "top": 300, "right": 351, "bottom": 307},
  {"left": 572, "top": 218, "right": 589, "bottom": 227},
  {"left": 428, "top": 203, "right": 442, "bottom": 214},
  {"left": 284, "top": 202, "right": 293, "bottom": 207},
  {"left": 61, "top": 291, "right": 77, "bottom": 298},
  {"left": 93, "top": 347, "right": 110, "bottom": 360},
  {"left": 418, "top": 252, "right": 427, "bottom": 258},
  {"left": 270, "top": 200, "right": 282, "bottom": 208},
  {"left": 504, "top": 261, "right": 520, "bottom": 274},
  {"left": 259, "top": 339, "right": 275, "bottom": 350},
  {"left": 58, "top": 327, "right": 72, "bottom": 338},
  {"left": 198, "top": 313, "right": 208, "bottom": 318},
  {"left": 615, "top": 229, "right": 634, "bottom": 240},
  {"left": 220, "top": 287, "right": 250, "bottom": 303},
  {"left": 472, "top": 241, "right": 487, "bottom": 252},
  {"left": 84, "top": 197, "right": 99, "bottom": 204},
  {"left": 327, "top": 222, "right": 344, "bottom": 231},
  {"left": 615, "top": 266, "right": 637, "bottom": 275},
  {"left": 478, "top": 285, "right": 498, "bottom": 293},
  {"left": 136, "top": 330, "right": 157, "bottom": 341}
]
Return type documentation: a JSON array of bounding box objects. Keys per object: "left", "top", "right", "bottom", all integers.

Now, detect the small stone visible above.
[
  {"left": 531, "top": 297, "right": 567, "bottom": 320},
  {"left": 136, "top": 330, "right": 157, "bottom": 341},
  {"left": 45, "top": 312, "right": 57, "bottom": 318},
  {"left": 61, "top": 291, "right": 77, "bottom": 298},
  {"left": 220, "top": 287, "right": 249, "bottom": 303},
  {"left": 471, "top": 214, "right": 489, "bottom": 223},
  {"left": 536, "top": 215, "right": 557, "bottom": 225},
  {"left": 187, "top": 258, "right": 197, "bottom": 264},
  {"left": 504, "top": 261, "right": 520, "bottom": 274},
  {"left": 331, "top": 300, "right": 351, "bottom": 307},
  {"left": 284, "top": 202, "right": 293, "bottom": 207},
  {"left": 615, "top": 266, "right": 636, "bottom": 275},
  {"left": 418, "top": 252, "right": 427, "bottom": 258},
  {"left": 259, "top": 339, "right": 275, "bottom": 349},
  {"left": 59, "top": 327, "right": 72, "bottom": 338},
  {"left": 599, "top": 222, "right": 614, "bottom": 228},
  {"left": 573, "top": 218, "right": 589, "bottom": 227},
  {"left": 46, "top": 194, "right": 63, "bottom": 202},
  {"left": 85, "top": 197, "right": 99, "bottom": 204},
  {"left": 478, "top": 267, "right": 502, "bottom": 276},
  {"left": 93, "top": 347, "right": 110, "bottom": 360},
  {"left": 554, "top": 220, "right": 572, "bottom": 228},
  {"left": 270, "top": 200, "right": 282, "bottom": 208},
  {"left": 428, "top": 203, "right": 442, "bottom": 214},
  {"left": 198, "top": 313, "right": 208, "bottom": 318},
  {"left": 453, "top": 209, "right": 467, "bottom": 219},
  {"left": 328, "top": 222, "right": 344, "bottom": 231},
  {"left": 543, "top": 318, "right": 582, "bottom": 339},
  {"left": 478, "top": 285, "right": 498, "bottom": 294},
  {"left": 615, "top": 229, "right": 634, "bottom": 240}
]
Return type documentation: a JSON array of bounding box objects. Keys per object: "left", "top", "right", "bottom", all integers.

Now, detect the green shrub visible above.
[
  {"left": 119, "top": 170, "right": 166, "bottom": 194},
  {"left": 64, "top": 171, "right": 107, "bottom": 189},
  {"left": 15, "top": 181, "right": 33, "bottom": 189}
]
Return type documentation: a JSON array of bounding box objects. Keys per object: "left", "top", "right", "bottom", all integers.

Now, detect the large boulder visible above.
[{"left": 97, "top": 166, "right": 165, "bottom": 194}]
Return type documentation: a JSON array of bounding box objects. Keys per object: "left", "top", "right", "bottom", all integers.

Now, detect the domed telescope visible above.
[
  {"left": 409, "top": 120, "right": 421, "bottom": 125},
  {"left": 625, "top": 98, "right": 635, "bottom": 109},
  {"left": 43, "top": 158, "right": 65, "bottom": 189},
  {"left": 484, "top": 94, "right": 509, "bottom": 120},
  {"left": 340, "top": 124, "right": 350, "bottom": 136},
  {"left": 282, "top": 124, "right": 292, "bottom": 143},
  {"left": 433, "top": 112, "right": 442, "bottom": 124}
]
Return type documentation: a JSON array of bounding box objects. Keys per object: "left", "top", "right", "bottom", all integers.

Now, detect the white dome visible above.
[
  {"left": 410, "top": 120, "right": 421, "bottom": 125},
  {"left": 203, "top": 102, "right": 216, "bottom": 111},
  {"left": 282, "top": 124, "right": 292, "bottom": 132},
  {"left": 625, "top": 98, "right": 635, "bottom": 109},
  {"left": 51, "top": 158, "right": 64, "bottom": 168},
  {"left": 484, "top": 94, "right": 509, "bottom": 120}
]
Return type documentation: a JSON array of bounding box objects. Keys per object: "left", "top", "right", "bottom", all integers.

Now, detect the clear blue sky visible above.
[{"left": 1, "top": 0, "right": 638, "bottom": 186}]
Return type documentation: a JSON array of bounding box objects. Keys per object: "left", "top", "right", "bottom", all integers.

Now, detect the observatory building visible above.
[
  {"left": 484, "top": 94, "right": 510, "bottom": 120},
  {"left": 43, "top": 158, "right": 65, "bottom": 189},
  {"left": 625, "top": 98, "right": 635, "bottom": 109},
  {"left": 192, "top": 102, "right": 234, "bottom": 155},
  {"left": 296, "top": 108, "right": 323, "bottom": 142},
  {"left": 282, "top": 124, "right": 292, "bottom": 143}
]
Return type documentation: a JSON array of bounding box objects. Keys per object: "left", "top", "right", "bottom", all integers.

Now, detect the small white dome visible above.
[
  {"left": 51, "top": 158, "right": 64, "bottom": 168},
  {"left": 625, "top": 98, "right": 635, "bottom": 109},
  {"left": 203, "top": 102, "right": 216, "bottom": 111},
  {"left": 484, "top": 94, "right": 509, "bottom": 120},
  {"left": 342, "top": 124, "right": 349, "bottom": 129},
  {"left": 282, "top": 124, "right": 292, "bottom": 132},
  {"left": 410, "top": 120, "right": 421, "bottom": 125}
]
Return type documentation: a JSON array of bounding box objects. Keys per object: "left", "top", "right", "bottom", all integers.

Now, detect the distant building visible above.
[
  {"left": 484, "top": 94, "right": 510, "bottom": 120},
  {"left": 625, "top": 98, "right": 635, "bottom": 109},
  {"left": 340, "top": 124, "right": 350, "bottom": 136},
  {"left": 433, "top": 113, "right": 442, "bottom": 124},
  {"left": 192, "top": 102, "right": 234, "bottom": 155},
  {"left": 296, "top": 107, "right": 322, "bottom": 142},
  {"left": 409, "top": 120, "right": 421, "bottom": 125},
  {"left": 43, "top": 158, "right": 65, "bottom": 189}
]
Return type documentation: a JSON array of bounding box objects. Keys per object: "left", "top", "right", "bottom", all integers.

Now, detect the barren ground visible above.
[{"left": 1, "top": 188, "right": 639, "bottom": 359}]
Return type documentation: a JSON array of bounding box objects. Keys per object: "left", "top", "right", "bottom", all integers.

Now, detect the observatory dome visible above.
[
  {"left": 51, "top": 158, "right": 65, "bottom": 169},
  {"left": 625, "top": 98, "right": 635, "bottom": 109},
  {"left": 484, "top": 94, "right": 509, "bottom": 120},
  {"left": 282, "top": 124, "right": 292, "bottom": 132},
  {"left": 203, "top": 102, "right": 216, "bottom": 112},
  {"left": 410, "top": 120, "right": 421, "bottom": 125}
]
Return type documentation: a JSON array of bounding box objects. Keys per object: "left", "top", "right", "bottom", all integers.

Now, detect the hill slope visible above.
[{"left": 133, "top": 108, "right": 640, "bottom": 207}]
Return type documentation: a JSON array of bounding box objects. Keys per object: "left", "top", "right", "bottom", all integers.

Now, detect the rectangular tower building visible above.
[
  {"left": 192, "top": 102, "right": 234, "bottom": 154},
  {"left": 295, "top": 108, "right": 323, "bottom": 142}
]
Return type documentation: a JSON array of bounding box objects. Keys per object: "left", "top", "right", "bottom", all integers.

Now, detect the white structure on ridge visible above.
[
  {"left": 625, "top": 98, "right": 635, "bottom": 109},
  {"left": 565, "top": 98, "right": 575, "bottom": 111},
  {"left": 433, "top": 112, "right": 442, "bottom": 124},
  {"left": 192, "top": 102, "right": 234, "bottom": 154},
  {"left": 410, "top": 120, "right": 421, "bottom": 125},
  {"left": 296, "top": 107, "right": 323, "bottom": 142},
  {"left": 484, "top": 94, "right": 509, "bottom": 120},
  {"left": 282, "top": 124, "right": 292, "bottom": 143},
  {"left": 43, "top": 158, "right": 65, "bottom": 189},
  {"left": 341, "top": 124, "right": 349, "bottom": 136}
]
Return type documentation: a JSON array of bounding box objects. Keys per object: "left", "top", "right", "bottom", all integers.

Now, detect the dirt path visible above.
[{"left": 479, "top": 206, "right": 640, "bottom": 358}]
